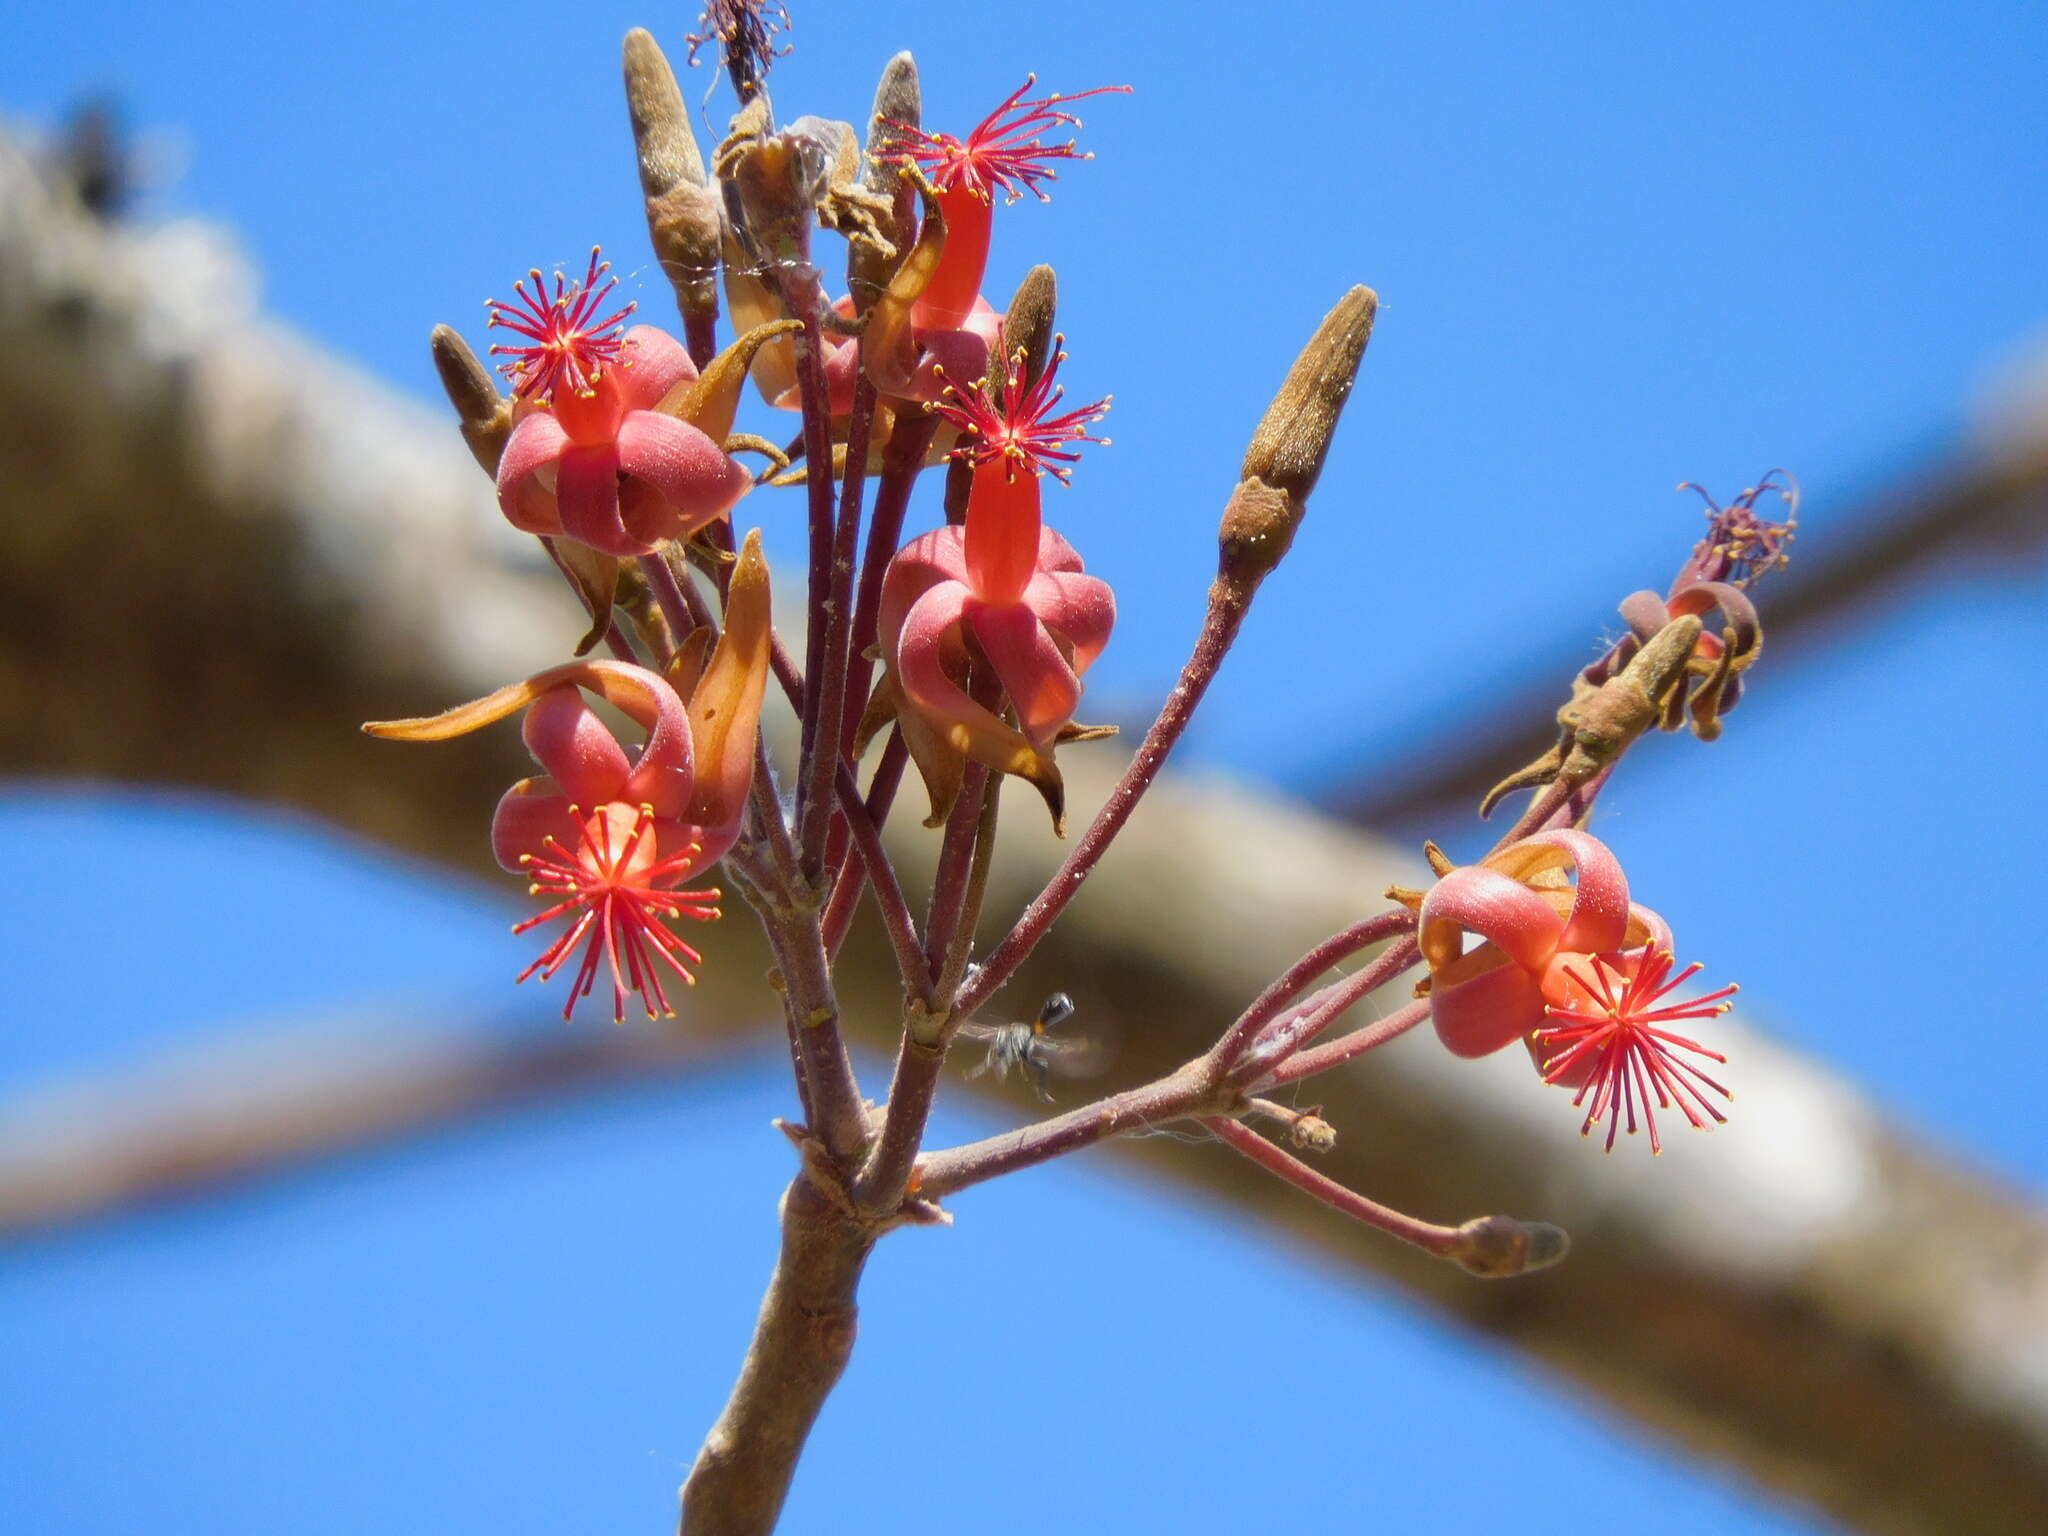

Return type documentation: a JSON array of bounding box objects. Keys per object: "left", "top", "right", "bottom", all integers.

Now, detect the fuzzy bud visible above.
[
  {"left": 995, "top": 264, "right": 1058, "bottom": 399},
  {"left": 429, "top": 325, "right": 511, "bottom": 473},
  {"left": 624, "top": 31, "right": 722, "bottom": 319},
  {"left": 1222, "top": 286, "right": 1377, "bottom": 587}
]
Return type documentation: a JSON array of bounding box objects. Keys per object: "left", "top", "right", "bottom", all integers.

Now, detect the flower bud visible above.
[
  {"left": 1451, "top": 1216, "right": 1570, "bottom": 1278},
  {"left": 623, "top": 30, "right": 722, "bottom": 321},
  {"left": 429, "top": 325, "right": 511, "bottom": 473},
  {"left": 1222, "top": 286, "right": 1377, "bottom": 587}
]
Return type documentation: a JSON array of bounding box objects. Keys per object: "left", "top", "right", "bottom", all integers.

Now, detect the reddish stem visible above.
[
  {"left": 1256, "top": 998, "right": 1432, "bottom": 1089},
  {"left": 914, "top": 1063, "right": 1219, "bottom": 1200},
  {"left": 950, "top": 575, "right": 1252, "bottom": 1022},
  {"left": 823, "top": 731, "right": 908, "bottom": 958},
  {"left": 1205, "top": 1116, "right": 1462, "bottom": 1259},
  {"left": 1209, "top": 910, "right": 1414, "bottom": 1068}
]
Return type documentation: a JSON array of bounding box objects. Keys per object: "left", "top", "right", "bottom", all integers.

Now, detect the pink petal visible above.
[
  {"left": 673, "top": 817, "right": 739, "bottom": 873},
  {"left": 1625, "top": 902, "right": 1674, "bottom": 956},
  {"left": 1430, "top": 953, "right": 1548, "bottom": 1058},
  {"left": 489, "top": 780, "right": 579, "bottom": 873},
  {"left": 556, "top": 444, "right": 644, "bottom": 556},
  {"left": 1419, "top": 866, "right": 1566, "bottom": 975},
  {"left": 615, "top": 411, "right": 750, "bottom": 543},
  {"left": 613, "top": 324, "right": 697, "bottom": 410},
  {"left": 1022, "top": 568, "right": 1116, "bottom": 673},
  {"left": 522, "top": 688, "right": 633, "bottom": 806},
  {"left": 578, "top": 661, "right": 696, "bottom": 820},
  {"left": 907, "top": 319, "right": 993, "bottom": 404},
  {"left": 1036, "top": 526, "right": 1087, "bottom": 575},
  {"left": 967, "top": 602, "right": 1080, "bottom": 750},
  {"left": 495, "top": 413, "right": 572, "bottom": 537},
  {"left": 815, "top": 333, "right": 861, "bottom": 417},
  {"left": 878, "top": 528, "right": 971, "bottom": 658},
  {"left": 1521, "top": 829, "right": 1631, "bottom": 954},
  {"left": 895, "top": 580, "right": 1004, "bottom": 742}
]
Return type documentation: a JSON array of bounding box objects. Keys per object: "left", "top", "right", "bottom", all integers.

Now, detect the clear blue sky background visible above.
[{"left": 4, "top": 1, "right": 2046, "bottom": 1531}]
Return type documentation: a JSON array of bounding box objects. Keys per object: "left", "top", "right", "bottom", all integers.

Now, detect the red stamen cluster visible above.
[
  {"left": 486, "top": 248, "right": 635, "bottom": 402},
  {"left": 1534, "top": 951, "right": 1737, "bottom": 1153},
  {"left": 514, "top": 804, "right": 722, "bottom": 1023},
  {"left": 932, "top": 335, "right": 1110, "bottom": 484},
  {"left": 895, "top": 78, "right": 1130, "bottom": 203},
  {"left": 1677, "top": 471, "right": 1799, "bottom": 587}
]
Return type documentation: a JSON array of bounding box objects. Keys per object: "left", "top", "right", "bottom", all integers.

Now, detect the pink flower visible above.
[
  {"left": 489, "top": 664, "right": 726, "bottom": 1022},
  {"left": 1415, "top": 829, "right": 1736, "bottom": 1151},
  {"left": 366, "top": 537, "right": 778, "bottom": 1020},
  {"left": 892, "top": 78, "right": 1128, "bottom": 333},
  {"left": 868, "top": 340, "right": 1113, "bottom": 826},
  {"left": 489, "top": 252, "right": 752, "bottom": 557}
]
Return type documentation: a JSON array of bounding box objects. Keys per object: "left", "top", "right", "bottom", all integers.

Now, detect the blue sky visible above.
[{"left": 4, "top": 2, "right": 2046, "bottom": 1531}]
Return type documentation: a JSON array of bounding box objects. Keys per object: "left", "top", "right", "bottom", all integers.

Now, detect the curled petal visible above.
[
  {"left": 612, "top": 324, "right": 697, "bottom": 410},
  {"left": 1036, "top": 526, "right": 1087, "bottom": 575},
  {"left": 896, "top": 580, "right": 1061, "bottom": 809},
  {"left": 967, "top": 602, "right": 1080, "bottom": 750},
  {"left": 495, "top": 412, "right": 573, "bottom": 536},
  {"left": 904, "top": 299, "right": 1001, "bottom": 403},
  {"left": 895, "top": 579, "right": 979, "bottom": 725},
  {"left": 615, "top": 410, "right": 751, "bottom": 541},
  {"left": 1022, "top": 566, "right": 1115, "bottom": 673},
  {"left": 1419, "top": 866, "right": 1566, "bottom": 975},
  {"left": 1625, "top": 902, "right": 1674, "bottom": 956},
  {"left": 490, "top": 778, "right": 580, "bottom": 874},
  {"left": 1430, "top": 947, "right": 1549, "bottom": 1058},
  {"left": 522, "top": 689, "right": 633, "bottom": 806},
  {"left": 1494, "top": 829, "right": 1631, "bottom": 955},
  {"left": 877, "top": 527, "right": 972, "bottom": 658},
  {"left": 556, "top": 444, "right": 639, "bottom": 555}
]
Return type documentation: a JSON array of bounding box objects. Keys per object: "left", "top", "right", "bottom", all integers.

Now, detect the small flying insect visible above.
[{"left": 957, "top": 993, "right": 1083, "bottom": 1101}]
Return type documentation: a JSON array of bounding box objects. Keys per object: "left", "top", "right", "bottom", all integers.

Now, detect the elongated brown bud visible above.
[
  {"left": 848, "top": 53, "right": 921, "bottom": 307},
  {"left": 1240, "top": 285, "right": 1377, "bottom": 499},
  {"left": 864, "top": 52, "right": 920, "bottom": 188},
  {"left": 995, "top": 265, "right": 1057, "bottom": 398},
  {"left": 624, "top": 30, "right": 721, "bottom": 320},
  {"left": 429, "top": 325, "right": 511, "bottom": 473},
  {"left": 624, "top": 29, "right": 706, "bottom": 195},
  {"left": 1220, "top": 286, "right": 1377, "bottom": 586}
]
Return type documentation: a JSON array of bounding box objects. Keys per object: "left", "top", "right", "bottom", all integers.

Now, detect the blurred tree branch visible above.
[{"left": 5, "top": 132, "right": 2048, "bottom": 1536}]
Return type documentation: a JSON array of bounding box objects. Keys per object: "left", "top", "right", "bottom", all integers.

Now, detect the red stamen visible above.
[
  {"left": 512, "top": 804, "right": 721, "bottom": 1023},
  {"left": 894, "top": 77, "right": 1130, "bottom": 203},
  {"left": 932, "top": 334, "right": 1110, "bottom": 484},
  {"left": 485, "top": 247, "right": 636, "bottom": 402},
  {"left": 1675, "top": 471, "right": 1799, "bottom": 587},
  {"left": 1534, "top": 951, "right": 1736, "bottom": 1154}
]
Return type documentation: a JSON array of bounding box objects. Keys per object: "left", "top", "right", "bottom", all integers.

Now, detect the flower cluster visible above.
[{"left": 379, "top": 20, "right": 1772, "bottom": 1356}]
